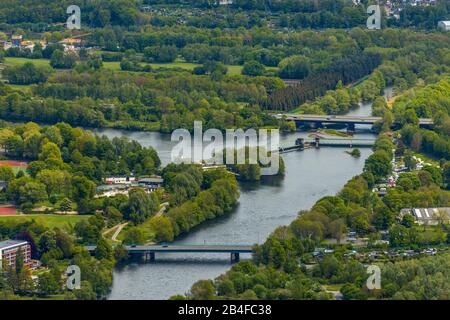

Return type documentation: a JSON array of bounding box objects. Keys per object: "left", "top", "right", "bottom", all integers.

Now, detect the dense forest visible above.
[
  {"left": 0, "top": 0, "right": 448, "bottom": 30},
  {"left": 1, "top": 28, "right": 449, "bottom": 131},
  {"left": 0, "top": 122, "right": 243, "bottom": 298}
]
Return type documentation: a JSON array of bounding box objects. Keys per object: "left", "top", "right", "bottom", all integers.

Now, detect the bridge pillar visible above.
[
  {"left": 295, "top": 138, "right": 304, "bottom": 150},
  {"left": 231, "top": 252, "right": 240, "bottom": 263},
  {"left": 314, "top": 137, "right": 320, "bottom": 148},
  {"left": 143, "top": 252, "right": 155, "bottom": 262},
  {"left": 347, "top": 123, "right": 355, "bottom": 132}
]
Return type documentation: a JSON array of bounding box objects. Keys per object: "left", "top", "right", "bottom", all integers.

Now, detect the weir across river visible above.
[{"left": 278, "top": 137, "right": 375, "bottom": 153}]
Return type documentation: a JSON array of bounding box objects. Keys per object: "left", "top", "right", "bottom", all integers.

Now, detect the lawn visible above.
[
  {"left": 323, "top": 284, "right": 343, "bottom": 291},
  {"left": 103, "top": 60, "right": 244, "bottom": 75},
  {"left": 2, "top": 56, "right": 263, "bottom": 78},
  {"left": 102, "top": 61, "right": 122, "bottom": 71},
  {"left": 0, "top": 214, "right": 91, "bottom": 230},
  {"left": 227, "top": 65, "right": 243, "bottom": 76},
  {"left": 103, "top": 60, "right": 200, "bottom": 72},
  {"left": 6, "top": 84, "right": 32, "bottom": 92},
  {"left": 117, "top": 219, "right": 155, "bottom": 243},
  {"left": 3, "top": 57, "right": 51, "bottom": 68}
]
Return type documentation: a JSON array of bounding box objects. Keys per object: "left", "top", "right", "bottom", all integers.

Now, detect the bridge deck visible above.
[
  {"left": 273, "top": 114, "right": 433, "bottom": 125},
  {"left": 86, "top": 244, "right": 254, "bottom": 253}
]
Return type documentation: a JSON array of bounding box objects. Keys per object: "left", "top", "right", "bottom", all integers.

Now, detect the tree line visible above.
[{"left": 264, "top": 52, "right": 381, "bottom": 111}]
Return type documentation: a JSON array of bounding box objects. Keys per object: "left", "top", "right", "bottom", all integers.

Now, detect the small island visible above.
[{"left": 346, "top": 148, "right": 361, "bottom": 158}]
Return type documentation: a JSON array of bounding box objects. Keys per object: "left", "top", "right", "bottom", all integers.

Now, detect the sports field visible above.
[
  {"left": 0, "top": 214, "right": 91, "bottom": 229},
  {"left": 0, "top": 160, "right": 27, "bottom": 175}
]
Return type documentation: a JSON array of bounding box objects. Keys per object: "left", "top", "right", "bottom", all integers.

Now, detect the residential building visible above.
[
  {"left": 138, "top": 177, "right": 164, "bottom": 191},
  {"left": 105, "top": 176, "right": 136, "bottom": 185},
  {"left": 11, "top": 35, "right": 22, "bottom": 46},
  {"left": 218, "top": 0, "right": 233, "bottom": 5},
  {"left": 0, "top": 240, "right": 32, "bottom": 270},
  {"left": 0, "top": 40, "right": 11, "bottom": 50},
  {"left": 400, "top": 207, "right": 450, "bottom": 225},
  {"left": 20, "top": 40, "right": 35, "bottom": 51},
  {"left": 60, "top": 38, "right": 82, "bottom": 52}
]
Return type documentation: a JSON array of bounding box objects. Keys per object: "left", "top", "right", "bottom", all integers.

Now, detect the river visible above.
[{"left": 94, "top": 90, "right": 390, "bottom": 300}]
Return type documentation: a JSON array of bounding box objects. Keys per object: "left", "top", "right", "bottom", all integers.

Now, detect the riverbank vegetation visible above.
[
  {"left": 0, "top": 121, "right": 162, "bottom": 299},
  {"left": 183, "top": 129, "right": 450, "bottom": 299},
  {"left": 0, "top": 121, "right": 160, "bottom": 212},
  {"left": 122, "top": 165, "right": 240, "bottom": 243}
]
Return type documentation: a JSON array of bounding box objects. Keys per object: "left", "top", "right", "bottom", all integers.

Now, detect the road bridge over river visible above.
[
  {"left": 86, "top": 244, "right": 254, "bottom": 263},
  {"left": 273, "top": 114, "right": 433, "bottom": 129}
]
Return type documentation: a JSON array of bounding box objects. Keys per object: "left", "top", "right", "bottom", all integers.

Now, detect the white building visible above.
[
  {"left": 105, "top": 176, "right": 136, "bottom": 185},
  {"left": 400, "top": 207, "right": 450, "bottom": 225},
  {"left": 218, "top": 0, "right": 233, "bottom": 5},
  {"left": 438, "top": 21, "right": 450, "bottom": 31}
]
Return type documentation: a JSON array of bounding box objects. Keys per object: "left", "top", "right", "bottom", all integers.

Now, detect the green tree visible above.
[
  {"left": 114, "top": 244, "right": 129, "bottom": 262},
  {"left": 242, "top": 60, "right": 265, "bottom": 76},
  {"left": 50, "top": 50, "right": 77, "bottom": 69},
  {"left": 364, "top": 150, "right": 392, "bottom": 180},
  {"left": 124, "top": 188, "right": 159, "bottom": 224},
  {"left": 95, "top": 237, "right": 113, "bottom": 260},
  {"left": 59, "top": 198, "right": 73, "bottom": 212},
  {"left": 401, "top": 214, "right": 415, "bottom": 228},
  {"left": 123, "top": 227, "right": 145, "bottom": 245},
  {"left": 341, "top": 283, "right": 367, "bottom": 300},
  {"left": 189, "top": 280, "right": 216, "bottom": 300},
  {"left": 37, "top": 272, "right": 59, "bottom": 297},
  {"left": 149, "top": 215, "right": 174, "bottom": 242},
  {"left": 0, "top": 166, "right": 15, "bottom": 181},
  {"left": 278, "top": 56, "right": 310, "bottom": 79}
]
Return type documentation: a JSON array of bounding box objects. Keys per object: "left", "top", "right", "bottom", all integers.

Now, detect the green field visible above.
[
  {"left": 1, "top": 56, "right": 265, "bottom": 78},
  {"left": 10, "top": 166, "right": 27, "bottom": 175},
  {"left": 227, "top": 65, "right": 243, "bottom": 76},
  {"left": 103, "top": 60, "right": 244, "bottom": 75},
  {"left": 3, "top": 57, "right": 52, "bottom": 68},
  {"left": 6, "top": 84, "right": 32, "bottom": 92},
  {"left": 0, "top": 214, "right": 91, "bottom": 230}
]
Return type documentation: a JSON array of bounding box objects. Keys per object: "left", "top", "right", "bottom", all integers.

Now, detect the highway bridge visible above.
[
  {"left": 86, "top": 244, "right": 254, "bottom": 262},
  {"left": 278, "top": 137, "right": 375, "bottom": 153},
  {"left": 273, "top": 114, "right": 433, "bottom": 129}
]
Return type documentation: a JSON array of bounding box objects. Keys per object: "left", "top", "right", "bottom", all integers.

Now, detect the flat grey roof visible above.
[
  {"left": 401, "top": 207, "right": 450, "bottom": 220},
  {"left": 139, "top": 178, "right": 163, "bottom": 183},
  {"left": 0, "top": 239, "right": 28, "bottom": 250}
]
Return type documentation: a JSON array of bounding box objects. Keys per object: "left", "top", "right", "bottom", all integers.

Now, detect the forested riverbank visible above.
[{"left": 179, "top": 76, "right": 450, "bottom": 300}]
